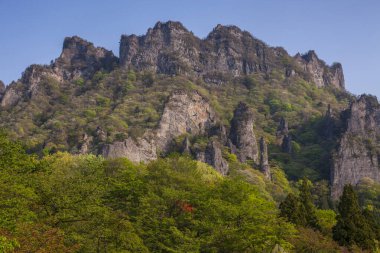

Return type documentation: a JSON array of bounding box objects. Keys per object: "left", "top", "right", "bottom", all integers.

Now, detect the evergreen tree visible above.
[
  {"left": 279, "top": 178, "right": 320, "bottom": 229},
  {"left": 279, "top": 193, "right": 305, "bottom": 225},
  {"left": 299, "top": 178, "right": 320, "bottom": 229},
  {"left": 332, "top": 185, "right": 376, "bottom": 250}
]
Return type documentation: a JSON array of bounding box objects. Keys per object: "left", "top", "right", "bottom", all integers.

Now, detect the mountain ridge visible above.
[{"left": 1, "top": 21, "right": 375, "bottom": 201}]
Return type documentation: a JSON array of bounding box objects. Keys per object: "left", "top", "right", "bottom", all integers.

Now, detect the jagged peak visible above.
[
  {"left": 61, "top": 35, "right": 114, "bottom": 56},
  {"left": 331, "top": 62, "right": 343, "bottom": 69},
  {"left": 152, "top": 20, "right": 189, "bottom": 32},
  {"left": 298, "top": 50, "right": 344, "bottom": 69},
  {"left": 300, "top": 50, "right": 320, "bottom": 62},
  {"left": 207, "top": 23, "right": 247, "bottom": 39},
  {"left": 62, "top": 36, "right": 94, "bottom": 49},
  {"left": 355, "top": 94, "right": 379, "bottom": 109},
  {"left": 213, "top": 24, "right": 243, "bottom": 32}
]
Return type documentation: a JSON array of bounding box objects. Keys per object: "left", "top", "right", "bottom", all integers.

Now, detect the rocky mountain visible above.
[
  {"left": 0, "top": 20, "right": 370, "bottom": 200},
  {"left": 120, "top": 21, "right": 345, "bottom": 88},
  {"left": 295, "top": 51, "right": 345, "bottom": 89}
]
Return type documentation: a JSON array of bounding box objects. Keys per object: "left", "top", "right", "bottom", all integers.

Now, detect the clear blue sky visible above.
[{"left": 1, "top": 0, "right": 379, "bottom": 97}]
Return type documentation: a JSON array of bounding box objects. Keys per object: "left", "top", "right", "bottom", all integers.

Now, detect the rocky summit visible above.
[{"left": 120, "top": 21, "right": 345, "bottom": 88}]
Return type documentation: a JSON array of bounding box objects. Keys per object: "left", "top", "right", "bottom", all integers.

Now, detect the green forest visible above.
[{"left": 0, "top": 131, "right": 380, "bottom": 253}]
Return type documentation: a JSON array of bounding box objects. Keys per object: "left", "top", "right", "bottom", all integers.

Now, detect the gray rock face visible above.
[
  {"left": 204, "top": 140, "right": 229, "bottom": 175},
  {"left": 276, "top": 117, "right": 292, "bottom": 153},
  {"left": 155, "top": 90, "right": 216, "bottom": 153},
  {"left": 102, "top": 135, "right": 157, "bottom": 163},
  {"left": 180, "top": 136, "right": 191, "bottom": 154},
  {"left": 79, "top": 133, "right": 93, "bottom": 154},
  {"left": 53, "top": 36, "right": 118, "bottom": 80},
  {"left": 120, "top": 21, "right": 282, "bottom": 81},
  {"left": 120, "top": 21, "right": 345, "bottom": 89},
  {"left": 103, "top": 89, "right": 217, "bottom": 163},
  {"left": 295, "top": 50, "right": 345, "bottom": 89},
  {"left": 331, "top": 95, "right": 380, "bottom": 199},
  {"left": 0, "top": 84, "right": 22, "bottom": 108},
  {"left": 229, "top": 102, "right": 258, "bottom": 163},
  {"left": 120, "top": 21, "right": 200, "bottom": 76},
  {"left": 95, "top": 126, "right": 107, "bottom": 142},
  {"left": 259, "top": 137, "right": 271, "bottom": 180},
  {"left": 1, "top": 65, "right": 63, "bottom": 107},
  {"left": 276, "top": 117, "right": 290, "bottom": 149}
]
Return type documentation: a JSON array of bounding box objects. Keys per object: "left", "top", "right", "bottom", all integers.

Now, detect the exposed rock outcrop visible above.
[
  {"left": 276, "top": 117, "right": 288, "bottom": 143},
  {"left": 95, "top": 126, "right": 107, "bottom": 142},
  {"left": 0, "top": 83, "right": 23, "bottom": 108},
  {"left": 120, "top": 21, "right": 345, "bottom": 88},
  {"left": 276, "top": 117, "right": 292, "bottom": 153},
  {"left": 259, "top": 137, "right": 271, "bottom": 179},
  {"left": 120, "top": 21, "right": 200, "bottom": 76},
  {"left": 79, "top": 133, "right": 93, "bottom": 154},
  {"left": 53, "top": 36, "right": 118, "bottom": 80},
  {"left": 102, "top": 135, "right": 157, "bottom": 163},
  {"left": 229, "top": 102, "right": 258, "bottom": 163},
  {"left": 331, "top": 95, "right": 380, "bottom": 199},
  {"left": 155, "top": 90, "right": 216, "bottom": 153},
  {"left": 103, "top": 90, "right": 217, "bottom": 164},
  {"left": 180, "top": 136, "right": 191, "bottom": 154},
  {"left": 295, "top": 50, "right": 345, "bottom": 89},
  {"left": 1, "top": 36, "right": 118, "bottom": 108},
  {"left": 204, "top": 140, "right": 229, "bottom": 175}
]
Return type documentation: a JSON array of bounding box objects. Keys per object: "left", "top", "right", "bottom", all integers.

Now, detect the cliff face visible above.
[
  {"left": 295, "top": 51, "right": 345, "bottom": 89},
  {"left": 120, "top": 21, "right": 345, "bottom": 88},
  {"left": 229, "top": 102, "right": 259, "bottom": 163},
  {"left": 119, "top": 20, "right": 270, "bottom": 79},
  {"left": 331, "top": 95, "right": 380, "bottom": 199},
  {"left": 259, "top": 137, "right": 270, "bottom": 179},
  {"left": 120, "top": 21, "right": 201, "bottom": 76},
  {"left": 155, "top": 90, "right": 216, "bottom": 153},
  {"left": 53, "top": 36, "right": 118, "bottom": 80},
  {"left": 102, "top": 135, "right": 157, "bottom": 163},
  {"left": 102, "top": 89, "right": 219, "bottom": 160}
]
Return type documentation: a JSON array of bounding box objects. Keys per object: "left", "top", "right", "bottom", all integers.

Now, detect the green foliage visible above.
[
  {"left": 315, "top": 209, "right": 336, "bottom": 235},
  {"left": 0, "top": 235, "right": 19, "bottom": 252},
  {"left": 280, "top": 179, "right": 320, "bottom": 230},
  {"left": 74, "top": 77, "right": 84, "bottom": 86},
  {"left": 279, "top": 193, "right": 305, "bottom": 225},
  {"left": 333, "top": 185, "right": 377, "bottom": 250},
  {"left": 290, "top": 227, "right": 341, "bottom": 253},
  {"left": 0, "top": 134, "right": 301, "bottom": 252},
  {"left": 299, "top": 178, "right": 320, "bottom": 229}
]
